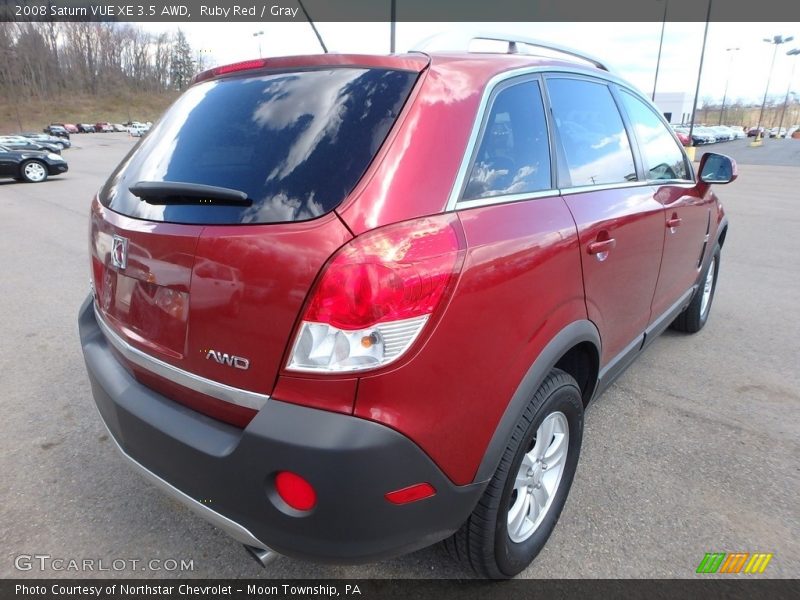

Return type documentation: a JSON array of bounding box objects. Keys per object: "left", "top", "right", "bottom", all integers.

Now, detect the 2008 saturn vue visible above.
[{"left": 79, "top": 37, "right": 735, "bottom": 578}]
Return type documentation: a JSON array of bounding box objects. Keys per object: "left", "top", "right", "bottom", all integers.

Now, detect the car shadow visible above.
[{"left": 0, "top": 177, "right": 67, "bottom": 187}]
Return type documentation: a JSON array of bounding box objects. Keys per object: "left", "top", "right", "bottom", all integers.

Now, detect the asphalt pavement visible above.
[{"left": 0, "top": 134, "right": 797, "bottom": 578}]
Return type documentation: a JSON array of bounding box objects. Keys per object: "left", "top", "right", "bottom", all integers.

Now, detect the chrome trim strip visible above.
[
  {"left": 457, "top": 189, "right": 557, "bottom": 210},
  {"left": 102, "top": 420, "right": 275, "bottom": 552},
  {"left": 94, "top": 305, "right": 269, "bottom": 411},
  {"left": 647, "top": 179, "right": 696, "bottom": 187},
  {"left": 558, "top": 181, "right": 651, "bottom": 196}
]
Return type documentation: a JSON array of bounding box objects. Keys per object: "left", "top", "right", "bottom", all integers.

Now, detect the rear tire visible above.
[
  {"left": 20, "top": 160, "right": 48, "bottom": 183},
  {"left": 671, "top": 244, "right": 720, "bottom": 333},
  {"left": 444, "top": 369, "right": 583, "bottom": 579}
]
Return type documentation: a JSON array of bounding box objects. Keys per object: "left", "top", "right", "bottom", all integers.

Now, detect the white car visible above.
[
  {"left": 769, "top": 127, "right": 787, "bottom": 138},
  {"left": 728, "top": 126, "right": 746, "bottom": 139},
  {"left": 128, "top": 123, "right": 150, "bottom": 137},
  {"left": 112, "top": 123, "right": 127, "bottom": 132}
]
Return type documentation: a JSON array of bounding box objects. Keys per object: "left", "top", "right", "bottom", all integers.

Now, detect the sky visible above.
[{"left": 141, "top": 21, "right": 800, "bottom": 105}]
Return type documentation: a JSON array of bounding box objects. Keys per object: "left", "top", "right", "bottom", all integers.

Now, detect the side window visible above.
[
  {"left": 462, "top": 81, "right": 551, "bottom": 200},
  {"left": 618, "top": 90, "right": 689, "bottom": 181},
  {"left": 546, "top": 78, "right": 637, "bottom": 186}
]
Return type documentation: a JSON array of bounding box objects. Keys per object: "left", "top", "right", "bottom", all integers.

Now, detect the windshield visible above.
[{"left": 99, "top": 67, "right": 418, "bottom": 225}]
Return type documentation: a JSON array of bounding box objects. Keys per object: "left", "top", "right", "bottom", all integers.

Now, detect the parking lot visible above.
[{"left": 0, "top": 134, "right": 798, "bottom": 578}]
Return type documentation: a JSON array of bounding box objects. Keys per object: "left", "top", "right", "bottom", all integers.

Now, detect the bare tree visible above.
[{"left": 0, "top": 22, "right": 201, "bottom": 100}]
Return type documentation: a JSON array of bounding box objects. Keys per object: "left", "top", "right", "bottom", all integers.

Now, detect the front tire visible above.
[
  {"left": 671, "top": 243, "right": 721, "bottom": 333},
  {"left": 445, "top": 369, "right": 584, "bottom": 578},
  {"left": 20, "top": 160, "right": 48, "bottom": 183}
]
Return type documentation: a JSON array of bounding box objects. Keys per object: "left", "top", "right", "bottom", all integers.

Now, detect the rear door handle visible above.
[
  {"left": 587, "top": 238, "right": 616, "bottom": 255},
  {"left": 666, "top": 216, "right": 682, "bottom": 228}
]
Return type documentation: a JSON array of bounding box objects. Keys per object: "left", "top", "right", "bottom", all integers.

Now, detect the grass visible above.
[{"left": 0, "top": 91, "right": 180, "bottom": 133}]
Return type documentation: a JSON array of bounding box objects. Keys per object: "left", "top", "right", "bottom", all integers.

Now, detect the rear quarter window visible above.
[
  {"left": 100, "top": 68, "right": 418, "bottom": 225},
  {"left": 462, "top": 80, "right": 552, "bottom": 200}
]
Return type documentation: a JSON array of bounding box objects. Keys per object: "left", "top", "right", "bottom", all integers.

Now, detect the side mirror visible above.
[{"left": 698, "top": 152, "right": 738, "bottom": 184}]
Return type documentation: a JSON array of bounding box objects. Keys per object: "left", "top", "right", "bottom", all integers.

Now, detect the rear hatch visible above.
[{"left": 90, "top": 58, "right": 423, "bottom": 426}]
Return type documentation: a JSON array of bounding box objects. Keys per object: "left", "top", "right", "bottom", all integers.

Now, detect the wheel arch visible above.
[
  {"left": 473, "top": 320, "right": 600, "bottom": 483},
  {"left": 716, "top": 219, "right": 728, "bottom": 249}
]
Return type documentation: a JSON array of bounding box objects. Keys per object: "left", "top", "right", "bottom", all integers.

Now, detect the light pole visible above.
[
  {"left": 253, "top": 30, "right": 264, "bottom": 58},
  {"left": 756, "top": 35, "right": 794, "bottom": 140},
  {"left": 652, "top": 0, "right": 669, "bottom": 101},
  {"left": 390, "top": 0, "right": 396, "bottom": 53},
  {"left": 688, "top": 0, "right": 713, "bottom": 156},
  {"left": 718, "top": 47, "right": 739, "bottom": 125},
  {"left": 777, "top": 48, "right": 800, "bottom": 138}
]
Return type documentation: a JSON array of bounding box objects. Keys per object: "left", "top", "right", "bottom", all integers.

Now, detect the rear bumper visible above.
[{"left": 78, "top": 296, "right": 484, "bottom": 562}]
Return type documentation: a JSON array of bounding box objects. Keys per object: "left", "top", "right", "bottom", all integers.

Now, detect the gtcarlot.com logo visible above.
[{"left": 14, "top": 554, "right": 195, "bottom": 572}]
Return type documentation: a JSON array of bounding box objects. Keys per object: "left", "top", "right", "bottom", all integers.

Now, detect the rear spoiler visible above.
[{"left": 192, "top": 53, "right": 430, "bottom": 85}]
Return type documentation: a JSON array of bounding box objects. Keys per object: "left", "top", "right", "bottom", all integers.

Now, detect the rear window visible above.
[{"left": 99, "top": 68, "right": 418, "bottom": 225}]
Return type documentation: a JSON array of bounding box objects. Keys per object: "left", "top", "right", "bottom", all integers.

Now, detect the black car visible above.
[
  {"left": 0, "top": 138, "right": 62, "bottom": 154},
  {"left": 43, "top": 124, "right": 70, "bottom": 139},
  {"left": 0, "top": 144, "right": 68, "bottom": 183},
  {"left": 77, "top": 123, "right": 96, "bottom": 133},
  {"left": 20, "top": 133, "right": 71, "bottom": 149}
]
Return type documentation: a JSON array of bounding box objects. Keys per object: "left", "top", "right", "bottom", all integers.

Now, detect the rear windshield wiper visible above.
[{"left": 128, "top": 181, "right": 253, "bottom": 207}]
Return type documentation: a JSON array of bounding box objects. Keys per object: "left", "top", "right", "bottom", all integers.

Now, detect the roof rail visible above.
[{"left": 411, "top": 31, "right": 613, "bottom": 73}]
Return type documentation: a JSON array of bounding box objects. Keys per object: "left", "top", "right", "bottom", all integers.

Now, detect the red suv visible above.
[{"left": 79, "top": 37, "right": 735, "bottom": 578}]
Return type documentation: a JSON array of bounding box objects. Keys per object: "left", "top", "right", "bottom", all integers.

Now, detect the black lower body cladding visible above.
[{"left": 78, "top": 297, "right": 485, "bottom": 562}]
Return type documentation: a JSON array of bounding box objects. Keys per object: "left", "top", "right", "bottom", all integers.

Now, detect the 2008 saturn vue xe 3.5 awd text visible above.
[{"left": 79, "top": 36, "right": 735, "bottom": 578}]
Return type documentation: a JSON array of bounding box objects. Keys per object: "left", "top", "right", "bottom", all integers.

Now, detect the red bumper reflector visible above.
[
  {"left": 384, "top": 483, "right": 436, "bottom": 505},
  {"left": 275, "top": 471, "right": 317, "bottom": 511}
]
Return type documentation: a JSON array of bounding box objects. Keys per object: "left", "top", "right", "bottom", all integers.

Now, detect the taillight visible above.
[{"left": 286, "top": 215, "right": 465, "bottom": 373}]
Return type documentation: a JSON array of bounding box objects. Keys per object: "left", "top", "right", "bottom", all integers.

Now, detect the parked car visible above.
[
  {"left": 79, "top": 40, "right": 735, "bottom": 579},
  {"left": 694, "top": 126, "right": 718, "bottom": 144},
  {"left": 95, "top": 122, "right": 114, "bottom": 132},
  {"left": 20, "top": 132, "right": 71, "bottom": 149},
  {"left": 77, "top": 123, "right": 96, "bottom": 133},
  {"left": 728, "top": 126, "right": 746, "bottom": 139},
  {"left": 788, "top": 125, "right": 799, "bottom": 138},
  {"left": 769, "top": 127, "right": 787, "bottom": 138},
  {"left": 112, "top": 123, "right": 128, "bottom": 132},
  {"left": 43, "top": 124, "right": 71, "bottom": 139},
  {"left": 677, "top": 124, "right": 716, "bottom": 145},
  {"left": 0, "top": 136, "right": 62, "bottom": 154},
  {"left": 57, "top": 123, "right": 80, "bottom": 134},
  {"left": 673, "top": 125, "right": 706, "bottom": 146},
  {"left": 0, "top": 144, "right": 68, "bottom": 182},
  {"left": 747, "top": 126, "right": 766, "bottom": 137},
  {"left": 672, "top": 129, "right": 691, "bottom": 146},
  {"left": 710, "top": 126, "right": 734, "bottom": 141},
  {"left": 127, "top": 122, "right": 149, "bottom": 137}
]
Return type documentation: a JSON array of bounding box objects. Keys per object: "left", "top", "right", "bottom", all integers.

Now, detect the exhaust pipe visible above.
[{"left": 244, "top": 544, "right": 279, "bottom": 567}]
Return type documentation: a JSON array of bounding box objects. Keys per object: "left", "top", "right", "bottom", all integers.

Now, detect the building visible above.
[{"left": 654, "top": 92, "right": 694, "bottom": 125}]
